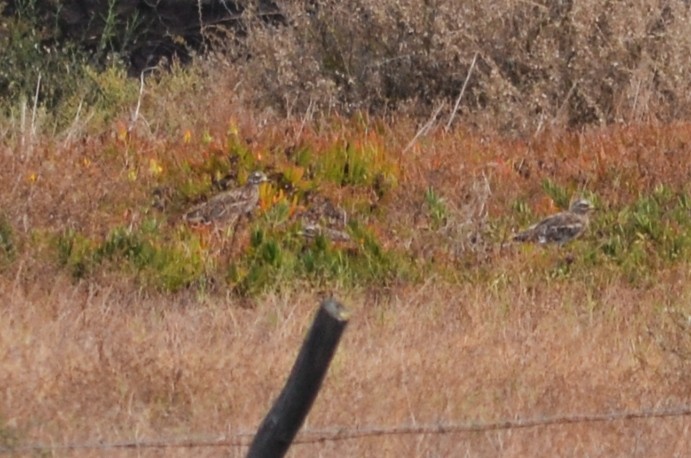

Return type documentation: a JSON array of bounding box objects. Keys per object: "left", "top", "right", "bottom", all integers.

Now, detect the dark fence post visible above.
[{"left": 246, "top": 298, "right": 350, "bottom": 458}]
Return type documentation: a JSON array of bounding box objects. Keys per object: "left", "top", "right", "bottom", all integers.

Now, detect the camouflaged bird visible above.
[
  {"left": 300, "top": 223, "right": 351, "bottom": 242},
  {"left": 183, "top": 171, "right": 268, "bottom": 226},
  {"left": 297, "top": 194, "right": 350, "bottom": 242},
  {"left": 513, "top": 199, "right": 594, "bottom": 245}
]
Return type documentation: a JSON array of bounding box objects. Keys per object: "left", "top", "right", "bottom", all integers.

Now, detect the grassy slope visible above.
[
  {"left": 1, "top": 115, "right": 690, "bottom": 456},
  {"left": 1, "top": 25, "right": 691, "bottom": 452}
]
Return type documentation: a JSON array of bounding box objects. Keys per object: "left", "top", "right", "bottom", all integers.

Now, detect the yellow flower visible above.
[
  {"left": 183, "top": 129, "right": 192, "bottom": 144},
  {"left": 117, "top": 123, "right": 128, "bottom": 142},
  {"left": 228, "top": 120, "right": 239, "bottom": 137},
  {"left": 149, "top": 158, "right": 163, "bottom": 176},
  {"left": 272, "top": 189, "right": 285, "bottom": 205},
  {"left": 258, "top": 182, "right": 273, "bottom": 210}
]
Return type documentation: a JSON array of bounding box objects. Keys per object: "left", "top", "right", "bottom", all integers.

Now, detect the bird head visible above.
[
  {"left": 299, "top": 223, "right": 323, "bottom": 239},
  {"left": 247, "top": 171, "right": 269, "bottom": 185},
  {"left": 570, "top": 198, "right": 594, "bottom": 215}
]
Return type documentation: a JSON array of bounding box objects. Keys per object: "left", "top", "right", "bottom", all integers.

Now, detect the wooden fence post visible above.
[{"left": 246, "top": 298, "right": 350, "bottom": 458}]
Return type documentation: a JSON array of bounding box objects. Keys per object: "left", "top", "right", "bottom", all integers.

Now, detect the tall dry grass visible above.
[
  {"left": 236, "top": 0, "right": 691, "bottom": 131},
  {"left": 4, "top": 1, "right": 691, "bottom": 138},
  {"left": 1, "top": 265, "right": 689, "bottom": 456}
]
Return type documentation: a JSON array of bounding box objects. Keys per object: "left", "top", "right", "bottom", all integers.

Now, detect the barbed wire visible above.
[{"left": 1, "top": 406, "right": 689, "bottom": 453}]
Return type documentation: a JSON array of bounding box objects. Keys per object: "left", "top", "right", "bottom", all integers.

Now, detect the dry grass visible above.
[
  {"left": 6, "top": 1, "right": 691, "bottom": 136},
  {"left": 235, "top": 0, "right": 691, "bottom": 130},
  {"left": 2, "top": 4, "right": 691, "bottom": 453},
  {"left": 0, "top": 113, "right": 690, "bottom": 456},
  {"left": 1, "top": 266, "right": 689, "bottom": 456}
]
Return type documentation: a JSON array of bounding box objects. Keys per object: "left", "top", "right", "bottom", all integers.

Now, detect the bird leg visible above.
[{"left": 221, "top": 213, "right": 248, "bottom": 260}]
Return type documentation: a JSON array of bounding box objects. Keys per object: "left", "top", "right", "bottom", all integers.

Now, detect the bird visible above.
[
  {"left": 297, "top": 194, "right": 351, "bottom": 242},
  {"left": 299, "top": 223, "right": 351, "bottom": 242},
  {"left": 183, "top": 171, "right": 268, "bottom": 226},
  {"left": 513, "top": 198, "right": 594, "bottom": 245}
]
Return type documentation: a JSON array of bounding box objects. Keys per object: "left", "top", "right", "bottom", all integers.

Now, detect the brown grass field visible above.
[
  {"left": 1, "top": 117, "right": 690, "bottom": 456},
  {"left": 1, "top": 271, "right": 689, "bottom": 456}
]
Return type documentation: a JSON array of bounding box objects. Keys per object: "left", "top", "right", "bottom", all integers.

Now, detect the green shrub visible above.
[
  {"left": 0, "top": 215, "right": 16, "bottom": 268},
  {"left": 589, "top": 186, "right": 691, "bottom": 278},
  {"left": 424, "top": 187, "right": 448, "bottom": 230},
  {"left": 55, "top": 229, "right": 97, "bottom": 279},
  {"left": 141, "top": 231, "right": 209, "bottom": 292},
  {"left": 0, "top": 12, "right": 89, "bottom": 113},
  {"left": 227, "top": 227, "right": 291, "bottom": 296},
  {"left": 541, "top": 179, "right": 571, "bottom": 210},
  {"left": 54, "top": 224, "right": 209, "bottom": 291},
  {"left": 0, "top": 413, "right": 19, "bottom": 452},
  {"left": 226, "top": 217, "right": 409, "bottom": 296},
  {"left": 301, "top": 136, "right": 398, "bottom": 192}
]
